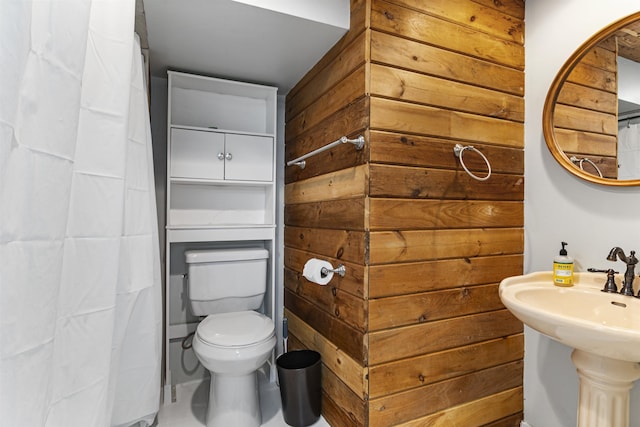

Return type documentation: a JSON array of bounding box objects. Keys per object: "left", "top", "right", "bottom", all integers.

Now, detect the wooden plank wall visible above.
[
  {"left": 285, "top": 0, "right": 525, "bottom": 426},
  {"left": 554, "top": 36, "right": 618, "bottom": 179}
]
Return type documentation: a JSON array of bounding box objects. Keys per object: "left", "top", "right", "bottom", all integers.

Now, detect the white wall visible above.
[
  {"left": 525, "top": 2, "right": 640, "bottom": 426},
  {"left": 619, "top": 57, "right": 640, "bottom": 107}
]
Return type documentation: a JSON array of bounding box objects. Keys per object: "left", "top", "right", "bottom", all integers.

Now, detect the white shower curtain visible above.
[
  {"left": 0, "top": 1, "right": 162, "bottom": 426},
  {"left": 618, "top": 121, "right": 640, "bottom": 180}
]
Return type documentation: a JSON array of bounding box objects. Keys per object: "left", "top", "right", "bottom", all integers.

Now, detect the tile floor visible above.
[{"left": 155, "top": 372, "right": 330, "bottom": 427}]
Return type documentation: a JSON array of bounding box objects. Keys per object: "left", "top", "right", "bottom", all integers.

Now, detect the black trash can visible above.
[{"left": 276, "top": 350, "right": 322, "bottom": 427}]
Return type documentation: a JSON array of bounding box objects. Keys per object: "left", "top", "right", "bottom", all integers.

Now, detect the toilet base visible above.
[{"left": 206, "top": 370, "right": 261, "bottom": 427}]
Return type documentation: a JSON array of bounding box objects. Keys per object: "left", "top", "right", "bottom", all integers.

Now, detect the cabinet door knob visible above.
[
  {"left": 217, "top": 152, "right": 225, "bottom": 160},
  {"left": 225, "top": 152, "right": 232, "bottom": 161}
]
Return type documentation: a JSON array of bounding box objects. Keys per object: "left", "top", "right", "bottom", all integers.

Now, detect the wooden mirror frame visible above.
[{"left": 543, "top": 11, "right": 640, "bottom": 187}]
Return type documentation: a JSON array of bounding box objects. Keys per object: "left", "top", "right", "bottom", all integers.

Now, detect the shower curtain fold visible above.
[{"left": 0, "top": 1, "right": 161, "bottom": 426}]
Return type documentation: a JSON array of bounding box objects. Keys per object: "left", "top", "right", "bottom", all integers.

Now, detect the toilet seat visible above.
[{"left": 196, "top": 311, "right": 275, "bottom": 348}]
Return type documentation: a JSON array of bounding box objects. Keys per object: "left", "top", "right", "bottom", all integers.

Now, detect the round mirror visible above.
[{"left": 543, "top": 11, "right": 640, "bottom": 186}]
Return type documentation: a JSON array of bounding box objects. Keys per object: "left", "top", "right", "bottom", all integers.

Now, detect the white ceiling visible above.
[{"left": 142, "top": 0, "right": 350, "bottom": 94}]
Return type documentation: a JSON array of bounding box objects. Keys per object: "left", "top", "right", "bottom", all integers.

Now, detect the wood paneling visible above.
[
  {"left": 368, "top": 335, "right": 523, "bottom": 397},
  {"left": 368, "top": 283, "right": 506, "bottom": 330},
  {"left": 286, "top": 65, "right": 367, "bottom": 139},
  {"left": 284, "top": 247, "right": 366, "bottom": 298},
  {"left": 368, "top": 310, "right": 523, "bottom": 364},
  {"left": 285, "top": 289, "right": 365, "bottom": 363},
  {"left": 556, "top": 81, "right": 617, "bottom": 114},
  {"left": 285, "top": 309, "right": 367, "bottom": 398},
  {"left": 370, "top": 97, "right": 524, "bottom": 148},
  {"left": 384, "top": 0, "right": 524, "bottom": 43},
  {"left": 285, "top": 198, "right": 366, "bottom": 231},
  {"left": 370, "top": 31, "right": 524, "bottom": 96},
  {"left": 285, "top": 226, "right": 367, "bottom": 264},
  {"left": 396, "top": 387, "right": 523, "bottom": 427},
  {"left": 552, "top": 35, "right": 618, "bottom": 179},
  {"left": 370, "top": 64, "right": 524, "bottom": 121},
  {"left": 369, "top": 130, "right": 524, "bottom": 174},
  {"left": 285, "top": 97, "right": 369, "bottom": 183},
  {"left": 285, "top": 0, "right": 525, "bottom": 424},
  {"left": 369, "top": 255, "right": 523, "bottom": 298},
  {"left": 553, "top": 104, "right": 617, "bottom": 136},
  {"left": 369, "top": 164, "right": 523, "bottom": 201},
  {"left": 368, "top": 361, "right": 523, "bottom": 427},
  {"left": 369, "top": 199, "right": 523, "bottom": 230},
  {"left": 371, "top": 1, "right": 524, "bottom": 68},
  {"left": 369, "top": 228, "right": 523, "bottom": 264},
  {"left": 285, "top": 165, "right": 368, "bottom": 204}
]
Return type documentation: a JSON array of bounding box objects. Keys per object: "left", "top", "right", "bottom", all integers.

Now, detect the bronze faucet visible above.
[{"left": 606, "top": 247, "right": 638, "bottom": 297}]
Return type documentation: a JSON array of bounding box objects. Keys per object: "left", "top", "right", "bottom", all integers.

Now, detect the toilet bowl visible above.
[
  {"left": 185, "top": 248, "right": 274, "bottom": 427},
  {"left": 192, "top": 311, "right": 276, "bottom": 427}
]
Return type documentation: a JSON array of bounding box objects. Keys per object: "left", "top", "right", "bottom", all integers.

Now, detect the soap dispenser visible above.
[{"left": 553, "top": 241, "right": 574, "bottom": 287}]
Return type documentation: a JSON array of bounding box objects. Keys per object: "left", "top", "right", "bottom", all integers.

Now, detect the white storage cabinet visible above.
[{"left": 164, "top": 71, "right": 277, "bottom": 402}]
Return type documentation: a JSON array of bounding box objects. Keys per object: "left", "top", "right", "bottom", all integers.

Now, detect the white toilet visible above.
[{"left": 185, "top": 247, "right": 276, "bottom": 427}]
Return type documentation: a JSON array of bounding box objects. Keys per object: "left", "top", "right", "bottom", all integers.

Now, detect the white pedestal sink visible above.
[{"left": 499, "top": 272, "right": 640, "bottom": 427}]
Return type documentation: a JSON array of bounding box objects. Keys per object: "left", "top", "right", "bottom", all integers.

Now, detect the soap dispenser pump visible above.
[{"left": 553, "top": 241, "right": 574, "bottom": 287}]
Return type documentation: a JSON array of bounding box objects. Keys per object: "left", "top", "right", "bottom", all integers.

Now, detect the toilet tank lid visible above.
[{"left": 185, "top": 248, "right": 268, "bottom": 264}]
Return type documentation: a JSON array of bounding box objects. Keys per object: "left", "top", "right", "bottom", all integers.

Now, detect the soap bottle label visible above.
[{"left": 553, "top": 262, "right": 574, "bottom": 286}]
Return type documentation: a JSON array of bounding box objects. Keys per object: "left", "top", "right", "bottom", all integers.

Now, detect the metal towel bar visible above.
[{"left": 287, "top": 135, "right": 365, "bottom": 169}]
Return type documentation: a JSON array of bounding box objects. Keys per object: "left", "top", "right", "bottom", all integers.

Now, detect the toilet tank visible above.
[{"left": 185, "top": 247, "right": 269, "bottom": 316}]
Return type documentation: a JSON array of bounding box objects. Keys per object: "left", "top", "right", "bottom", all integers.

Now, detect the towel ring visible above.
[
  {"left": 453, "top": 144, "right": 492, "bottom": 181},
  {"left": 570, "top": 156, "right": 603, "bottom": 178}
]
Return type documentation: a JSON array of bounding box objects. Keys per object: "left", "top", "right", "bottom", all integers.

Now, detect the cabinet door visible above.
[
  {"left": 224, "top": 134, "right": 273, "bottom": 181},
  {"left": 170, "top": 128, "right": 225, "bottom": 180}
]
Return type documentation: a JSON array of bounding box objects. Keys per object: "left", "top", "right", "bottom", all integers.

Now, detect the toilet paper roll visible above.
[{"left": 303, "top": 258, "right": 334, "bottom": 285}]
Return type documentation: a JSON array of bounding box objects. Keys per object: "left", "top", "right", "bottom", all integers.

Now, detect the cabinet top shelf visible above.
[
  {"left": 170, "top": 124, "right": 274, "bottom": 139},
  {"left": 169, "top": 71, "right": 277, "bottom": 100}
]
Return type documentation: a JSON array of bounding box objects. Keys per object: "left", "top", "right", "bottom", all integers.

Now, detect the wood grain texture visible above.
[
  {"left": 553, "top": 104, "right": 617, "bottom": 136},
  {"left": 284, "top": 0, "right": 525, "bottom": 423},
  {"left": 554, "top": 128, "right": 617, "bottom": 156},
  {"left": 284, "top": 247, "right": 366, "bottom": 298},
  {"left": 285, "top": 289, "right": 366, "bottom": 363},
  {"left": 368, "top": 283, "right": 506, "bottom": 330},
  {"left": 286, "top": 65, "right": 367, "bottom": 139},
  {"left": 369, "top": 335, "right": 523, "bottom": 396},
  {"left": 287, "top": 33, "right": 367, "bottom": 122},
  {"left": 396, "top": 387, "right": 523, "bottom": 427},
  {"left": 369, "top": 227, "right": 523, "bottom": 264},
  {"left": 285, "top": 165, "right": 368, "bottom": 205},
  {"left": 285, "top": 197, "right": 366, "bottom": 230},
  {"left": 370, "top": 97, "right": 524, "bottom": 148},
  {"left": 385, "top": 0, "right": 524, "bottom": 43},
  {"left": 369, "top": 254, "right": 523, "bottom": 298},
  {"left": 369, "top": 164, "right": 524, "bottom": 201},
  {"left": 369, "top": 130, "right": 524, "bottom": 174},
  {"left": 369, "top": 198, "right": 524, "bottom": 230},
  {"left": 556, "top": 81, "right": 617, "bottom": 114},
  {"left": 284, "top": 309, "right": 367, "bottom": 398},
  {"left": 368, "top": 361, "right": 523, "bottom": 426},
  {"left": 370, "top": 64, "right": 524, "bottom": 121},
  {"left": 285, "top": 226, "right": 367, "bottom": 264},
  {"left": 370, "top": 31, "right": 524, "bottom": 96},
  {"left": 285, "top": 98, "right": 368, "bottom": 184},
  {"left": 471, "top": 0, "right": 524, "bottom": 20},
  {"left": 371, "top": 1, "right": 524, "bottom": 68},
  {"left": 368, "top": 309, "right": 523, "bottom": 364}
]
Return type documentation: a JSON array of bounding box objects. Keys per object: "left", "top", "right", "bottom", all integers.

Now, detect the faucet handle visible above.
[{"left": 588, "top": 268, "right": 619, "bottom": 293}]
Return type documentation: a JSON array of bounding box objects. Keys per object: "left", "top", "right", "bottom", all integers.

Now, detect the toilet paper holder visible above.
[{"left": 321, "top": 264, "right": 346, "bottom": 278}]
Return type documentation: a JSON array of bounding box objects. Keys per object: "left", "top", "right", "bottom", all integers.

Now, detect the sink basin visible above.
[
  {"left": 500, "top": 271, "right": 640, "bottom": 427},
  {"left": 499, "top": 271, "right": 640, "bottom": 362}
]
